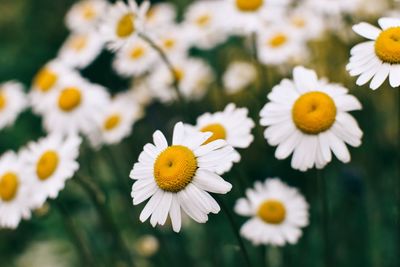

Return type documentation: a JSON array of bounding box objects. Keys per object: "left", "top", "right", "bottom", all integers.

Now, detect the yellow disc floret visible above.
[
  {"left": 130, "top": 46, "right": 145, "bottom": 59},
  {"left": 292, "top": 91, "right": 337, "bottom": 135},
  {"left": 257, "top": 199, "right": 286, "bottom": 224},
  {"left": 36, "top": 150, "right": 59, "bottom": 181},
  {"left": 235, "top": 0, "right": 263, "bottom": 12},
  {"left": 195, "top": 14, "right": 211, "bottom": 27},
  {"left": 375, "top": 27, "right": 400, "bottom": 64},
  {"left": 200, "top": 123, "right": 227, "bottom": 145},
  {"left": 58, "top": 87, "right": 82, "bottom": 112},
  {"left": 116, "top": 13, "right": 135, "bottom": 38},
  {"left": 69, "top": 35, "right": 88, "bottom": 51},
  {"left": 104, "top": 114, "right": 121, "bottom": 131},
  {"left": 0, "top": 92, "right": 6, "bottom": 111},
  {"left": 0, "top": 172, "right": 19, "bottom": 202},
  {"left": 33, "top": 68, "right": 58, "bottom": 92},
  {"left": 269, "top": 33, "right": 288, "bottom": 48},
  {"left": 154, "top": 145, "right": 197, "bottom": 192},
  {"left": 82, "top": 3, "right": 96, "bottom": 20}
]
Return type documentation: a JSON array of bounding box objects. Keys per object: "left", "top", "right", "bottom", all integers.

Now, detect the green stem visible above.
[{"left": 317, "top": 170, "right": 331, "bottom": 267}]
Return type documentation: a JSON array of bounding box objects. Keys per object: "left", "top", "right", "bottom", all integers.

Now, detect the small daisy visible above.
[
  {"left": 186, "top": 103, "right": 255, "bottom": 174},
  {"left": 287, "top": 8, "right": 324, "bottom": 41},
  {"left": 0, "top": 151, "right": 37, "bottom": 229},
  {"left": 347, "top": 18, "right": 400, "bottom": 89},
  {"left": 0, "top": 81, "right": 28, "bottom": 130},
  {"left": 100, "top": 0, "right": 150, "bottom": 51},
  {"left": 130, "top": 122, "right": 234, "bottom": 232},
  {"left": 223, "top": 61, "right": 257, "bottom": 94},
  {"left": 152, "top": 24, "right": 191, "bottom": 58},
  {"left": 145, "top": 3, "right": 177, "bottom": 30},
  {"left": 112, "top": 36, "right": 157, "bottom": 77},
  {"left": 58, "top": 32, "right": 104, "bottom": 69},
  {"left": 21, "top": 134, "right": 81, "bottom": 205},
  {"left": 235, "top": 178, "right": 309, "bottom": 246},
  {"left": 260, "top": 66, "right": 363, "bottom": 171},
  {"left": 65, "top": 0, "right": 108, "bottom": 33}
]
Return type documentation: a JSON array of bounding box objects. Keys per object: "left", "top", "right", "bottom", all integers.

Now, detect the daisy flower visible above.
[
  {"left": 259, "top": 66, "right": 363, "bottom": 171},
  {"left": 287, "top": 8, "right": 324, "bottom": 41},
  {"left": 235, "top": 178, "right": 309, "bottom": 246},
  {"left": 223, "top": 61, "right": 257, "bottom": 94},
  {"left": 100, "top": 0, "right": 150, "bottom": 51},
  {"left": 145, "top": 3, "right": 177, "bottom": 30},
  {"left": 130, "top": 122, "right": 234, "bottom": 232},
  {"left": 347, "top": 18, "right": 400, "bottom": 89},
  {"left": 0, "top": 151, "right": 37, "bottom": 229},
  {"left": 0, "top": 81, "right": 28, "bottom": 130},
  {"left": 305, "top": 0, "right": 361, "bottom": 17},
  {"left": 65, "top": 0, "right": 108, "bottom": 33},
  {"left": 186, "top": 103, "right": 255, "bottom": 174},
  {"left": 58, "top": 32, "right": 104, "bottom": 69},
  {"left": 152, "top": 24, "right": 191, "bottom": 58},
  {"left": 112, "top": 36, "right": 157, "bottom": 77},
  {"left": 21, "top": 134, "right": 81, "bottom": 205}
]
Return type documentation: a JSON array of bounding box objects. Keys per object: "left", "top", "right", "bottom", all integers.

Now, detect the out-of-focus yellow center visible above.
[
  {"left": 33, "top": 68, "right": 58, "bottom": 92},
  {"left": 269, "top": 33, "right": 288, "bottom": 48},
  {"left": 103, "top": 114, "right": 121, "bottom": 131},
  {"left": 58, "top": 87, "right": 82, "bottom": 112},
  {"left": 173, "top": 68, "right": 185, "bottom": 82},
  {"left": 82, "top": 3, "right": 96, "bottom": 20},
  {"left": 146, "top": 7, "right": 156, "bottom": 20},
  {"left": 292, "top": 91, "right": 337, "bottom": 135},
  {"left": 200, "top": 123, "right": 227, "bottom": 145},
  {"left": 195, "top": 14, "right": 211, "bottom": 27},
  {"left": 130, "top": 46, "right": 145, "bottom": 59},
  {"left": 163, "top": 38, "right": 176, "bottom": 50},
  {"left": 154, "top": 145, "right": 197, "bottom": 192},
  {"left": 235, "top": 0, "right": 263, "bottom": 12},
  {"left": 375, "top": 27, "right": 400, "bottom": 64},
  {"left": 116, "top": 13, "right": 135, "bottom": 38},
  {"left": 69, "top": 35, "right": 88, "bottom": 51},
  {"left": 36, "top": 150, "right": 59, "bottom": 181},
  {"left": 292, "top": 17, "right": 306, "bottom": 28},
  {"left": 0, "top": 92, "right": 6, "bottom": 111},
  {"left": 0, "top": 172, "right": 19, "bottom": 202},
  {"left": 257, "top": 199, "right": 286, "bottom": 224}
]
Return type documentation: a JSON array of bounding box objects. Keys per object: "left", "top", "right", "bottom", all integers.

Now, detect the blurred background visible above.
[{"left": 0, "top": 0, "right": 399, "bottom": 267}]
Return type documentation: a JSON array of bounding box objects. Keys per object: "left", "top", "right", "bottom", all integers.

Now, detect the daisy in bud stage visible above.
[
  {"left": 260, "top": 66, "right": 363, "bottom": 172},
  {"left": 100, "top": 0, "right": 150, "bottom": 51},
  {"left": 130, "top": 122, "right": 234, "bottom": 232},
  {"left": 235, "top": 178, "right": 309, "bottom": 246},
  {"left": 186, "top": 103, "right": 255, "bottom": 174},
  {"left": 0, "top": 152, "right": 37, "bottom": 229},
  {"left": 223, "top": 61, "right": 257, "bottom": 95},
  {"left": 145, "top": 3, "right": 177, "bottom": 30},
  {"left": 65, "top": 0, "right": 108, "bottom": 33},
  {"left": 21, "top": 134, "right": 82, "bottom": 205},
  {"left": 0, "top": 81, "right": 28, "bottom": 131},
  {"left": 58, "top": 32, "right": 104, "bottom": 69},
  {"left": 347, "top": 18, "right": 400, "bottom": 89}
]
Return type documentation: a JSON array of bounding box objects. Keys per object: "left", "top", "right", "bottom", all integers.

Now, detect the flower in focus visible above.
[
  {"left": 65, "top": 0, "right": 108, "bottom": 33},
  {"left": 100, "top": 0, "right": 150, "bottom": 51},
  {"left": 347, "top": 18, "right": 400, "bottom": 89},
  {"left": 0, "top": 81, "right": 28, "bottom": 131},
  {"left": 130, "top": 122, "right": 234, "bottom": 232},
  {"left": 186, "top": 103, "right": 255, "bottom": 174},
  {"left": 235, "top": 178, "right": 309, "bottom": 246},
  {"left": 223, "top": 61, "right": 257, "bottom": 94},
  {"left": 21, "top": 134, "right": 81, "bottom": 205},
  {"left": 0, "top": 152, "right": 37, "bottom": 229},
  {"left": 260, "top": 66, "right": 363, "bottom": 171}
]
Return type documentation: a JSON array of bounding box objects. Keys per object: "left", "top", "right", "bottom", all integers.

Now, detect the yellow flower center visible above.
[
  {"left": 235, "top": 0, "right": 263, "bottom": 12},
  {"left": 269, "top": 33, "right": 288, "bottom": 48},
  {"left": 292, "top": 17, "right": 306, "bottom": 28},
  {"left": 200, "top": 123, "right": 227, "bottom": 145},
  {"left": 82, "top": 3, "right": 96, "bottom": 20},
  {"left": 173, "top": 68, "right": 185, "bottom": 82},
  {"left": 0, "top": 172, "right": 19, "bottom": 202},
  {"left": 292, "top": 91, "right": 337, "bottom": 135},
  {"left": 116, "top": 13, "right": 135, "bottom": 38},
  {"left": 154, "top": 145, "right": 197, "bottom": 192},
  {"left": 58, "top": 87, "right": 82, "bottom": 112},
  {"left": 195, "top": 14, "right": 211, "bottom": 27},
  {"left": 130, "top": 46, "right": 145, "bottom": 59},
  {"left": 103, "top": 114, "right": 121, "bottom": 131},
  {"left": 146, "top": 7, "right": 156, "bottom": 20},
  {"left": 33, "top": 68, "right": 58, "bottom": 92},
  {"left": 0, "top": 92, "right": 6, "bottom": 111},
  {"left": 36, "top": 150, "right": 59, "bottom": 181},
  {"left": 69, "top": 35, "right": 88, "bottom": 51},
  {"left": 163, "top": 38, "right": 176, "bottom": 50},
  {"left": 375, "top": 27, "right": 400, "bottom": 64},
  {"left": 257, "top": 199, "right": 286, "bottom": 224}
]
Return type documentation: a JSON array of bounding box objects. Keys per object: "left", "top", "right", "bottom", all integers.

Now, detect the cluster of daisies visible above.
[{"left": 0, "top": 0, "right": 398, "bottom": 249}]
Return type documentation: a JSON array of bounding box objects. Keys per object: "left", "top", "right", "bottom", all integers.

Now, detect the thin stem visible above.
[
  {"left": 317, "top": 170, "right": 331, "bottom": 267},
  {"left": 216, "top": 196, "right": 253, "bottom": 267}
]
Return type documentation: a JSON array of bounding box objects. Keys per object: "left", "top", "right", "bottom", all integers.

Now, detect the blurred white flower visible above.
[
  {"left": 305, "top": 0, "right": 361, "bottom": 17},
  {"left": 223, "top": 61, "right": 257, "bottom": 94},
  {"left": 151, "top": 24, "right": 191, "bottom": 59},
  {"left": 287, "top": 7, "right": 325, "bottom": 41},
  {"left": 0, "top": 81, "right": 27, "bottom": 130},
  {"left": 65, "top": 0, "right": 108, "bottom": 33},
  {"left": 145, "top": 3, "right": 177, "bottom": 30}
]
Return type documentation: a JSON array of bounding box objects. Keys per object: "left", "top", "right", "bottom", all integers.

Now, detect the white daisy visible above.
[
  {"left": 186, "top": 103, "right": 255, "bottom": 174},
  {"left": 347, "top": 18, "right": 400, "bottom": 90},
  {"left": 100, "top": 0, "right": 150, "bottom": 51},
  {"left": 58, "top": 32, "right": 104, "bottom": 69},
  {"left": 305, "top": 0, "right": 361, "bottom": 17},
  {"left": 259, "top": 66, "right": 363, "bottom": 172},
  {"left": 130, "top": 122, "right": 234, "bottom": 232},
  {"left": 151, "top": 24, "right": 191, "bottom": 59},
  {"left": 65, "top": 0, "right": 108, "bottom": 33},
  {"left": 112, "top": 36, "right": 157, "bottom": 77},
  {"left": 21, "top": 134, "right": 81, "bottom": 205},
  {"left": 0, "top": 81, "right": 28, "bottom": 130},
  {"left": 0, "top": 151, "right": 37, "bottom": 229},
  {"left": 287, "top": 8, "right": 324, "bottom": 41},
  {"left": 145, "top": 3, "right": 177, "bottom": 30},
  {"left": 235, "top": 178, "right": 309, "bottom": 246},
  {"left": 223, "top": 61, "right": 257, "bottom": 94}
]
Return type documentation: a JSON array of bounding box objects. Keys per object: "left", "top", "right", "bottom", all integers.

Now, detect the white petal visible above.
[
  {"left": 153, "top": 130, "right": 168, "bottom": 150},
  {"left": 192, "top": 169, "right": 232, "bottom": 194},
  {"left": 370, "top": 63, "right": 390, "bottom": 90},
  {"left": 389, "top": 65, "right": 400, "bottom": 88},
  {"left": 353, "top": 22, "right": 381, "bottom": 40},
  {"left": 378, "top": 17, "right": 400, "bottom": 30}
]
